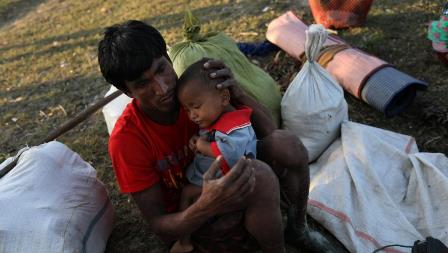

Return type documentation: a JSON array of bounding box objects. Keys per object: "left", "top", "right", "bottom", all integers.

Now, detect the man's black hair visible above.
[
  {"left": 98, "top": 20, "right": 169, "bottom": 93},
  {"left": 177, "top": 58, "right": 226, "bottom": 93}
]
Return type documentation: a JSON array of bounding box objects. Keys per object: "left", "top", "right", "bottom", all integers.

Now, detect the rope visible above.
[{"left": 372, "top": 244, "right": 413, "bottom": 253}]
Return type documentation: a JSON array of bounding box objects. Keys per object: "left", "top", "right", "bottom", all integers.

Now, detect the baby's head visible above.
[{"left": 177, "top": 58, "right": 232, "bottom": 128}]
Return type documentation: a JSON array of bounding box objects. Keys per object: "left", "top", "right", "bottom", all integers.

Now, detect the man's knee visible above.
[
  {"left": 260, "top": 129, "right": 309, "bottom": 173},
  {"left": 280, "top": 136, "right": 308, "bottom": 169},
  {"left": 251, "top": 160, "right": 280, "bottom": 197}
]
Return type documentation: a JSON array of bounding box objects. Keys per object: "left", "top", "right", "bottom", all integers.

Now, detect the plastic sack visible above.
[
  {"left": 168, "top": 11, "right": 282, "bottom": 126},
  {"left": 281, "top": 24, "right": 348, "bottom": 162},
  {"left": 102, "top": 85, "right": 132, "bottom": 134},
  {"left": 308, "top": 121, "right": 448, "bottom": 252},
  {"left": 0, "top": 141, "right": 113, "bottom": 253}
]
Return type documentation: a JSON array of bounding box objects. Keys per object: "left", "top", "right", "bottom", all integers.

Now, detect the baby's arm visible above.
[{"left": 195, "top": 137, "right": 216, "bottom": 157}]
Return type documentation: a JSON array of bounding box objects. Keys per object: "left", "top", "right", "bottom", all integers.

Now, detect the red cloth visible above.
[
  {"left": 206, "top": 106, "right": 253, "bottom": 174},
  {"left": 109, "top": 99, "right": 198, "bottom": 212}
]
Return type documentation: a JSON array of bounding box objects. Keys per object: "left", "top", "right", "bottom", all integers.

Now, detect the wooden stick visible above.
[
  {"left": 0, "top": 89, "right": 124, "bottom": 178},
  {"left": 44, "top": 89, "right": 123, "bottom": 142}
]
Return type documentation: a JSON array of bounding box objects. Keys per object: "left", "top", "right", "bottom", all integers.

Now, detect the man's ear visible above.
[
  {"left": 120, "top": 82, "right": 133, "bottom": 98},
  {"left": 220, "top": 89, "right": 231, "bottom": 105},
  {"left": 122, "top": 89, "right": 133, "bottom": 98}
]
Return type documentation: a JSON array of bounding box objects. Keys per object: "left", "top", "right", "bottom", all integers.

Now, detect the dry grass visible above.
[{"left": 1, "top": 0, "right": 447, "bottom": 252}]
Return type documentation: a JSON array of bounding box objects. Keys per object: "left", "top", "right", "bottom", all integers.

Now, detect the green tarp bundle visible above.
[{"left": 168, "top": 11, "right": 281, "bottom": 126}]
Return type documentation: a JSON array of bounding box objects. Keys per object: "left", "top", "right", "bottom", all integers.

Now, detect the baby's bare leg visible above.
[{"left": 170, "top": 184, "right": 202, "bottom": 253}]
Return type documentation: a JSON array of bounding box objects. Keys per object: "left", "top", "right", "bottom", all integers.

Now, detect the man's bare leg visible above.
[
  {"left": 188, "top": 159, "right": 286, "bottom": 253},
  {"left": 259, "top": 130, "right": 309, "bottom": 229},
  {"left": 259, "top": 130, "right": 334, "bottom": 252},
  {"left": 244, "top": 160, "right": 286, "bottom": 253}
]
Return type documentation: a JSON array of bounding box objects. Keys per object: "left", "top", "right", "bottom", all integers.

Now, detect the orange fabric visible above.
[{"left": 309, "top": 0, "right": 374, "bottom": 29}]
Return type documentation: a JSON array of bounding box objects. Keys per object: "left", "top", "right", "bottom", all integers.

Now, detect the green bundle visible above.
[{"left": 168, "top": 11, "right": 281, "bottom": 126}]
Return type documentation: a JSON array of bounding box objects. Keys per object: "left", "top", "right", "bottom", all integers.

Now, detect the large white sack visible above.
[
  {"left": 281, "top": 24, "right": 348, "bottom": 162},
  {"left": 0, "top": 141, "right": 113, "bottom": 253},
  {"left": 102, "top": 85, "right": 132, "bottom": 135},
  {"left": 308, "top": 121, "right": 448, "bottom": 252}
]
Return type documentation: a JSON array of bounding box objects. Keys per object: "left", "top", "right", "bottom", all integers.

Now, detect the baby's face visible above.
[{"left": 178, "top": 80, "right": 225, "bottom": 128}]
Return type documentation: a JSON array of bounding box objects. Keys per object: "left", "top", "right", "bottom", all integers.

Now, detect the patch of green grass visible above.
[{"left": 1, "top": 0, "right": 447, "bottom": 252}]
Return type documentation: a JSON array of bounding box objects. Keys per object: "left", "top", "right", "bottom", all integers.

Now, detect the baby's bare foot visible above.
[{"left": 170, "top": 240, "right": 194, "bottom": 253}]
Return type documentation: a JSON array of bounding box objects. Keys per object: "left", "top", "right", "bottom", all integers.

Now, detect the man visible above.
[{"left": 98, "top": 20, "right": 312, "bottom": 252}]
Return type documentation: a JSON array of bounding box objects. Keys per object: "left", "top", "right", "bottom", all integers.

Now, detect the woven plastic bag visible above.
[
  {"left": 168, "top": 11, "right": 281, "bottom": 126},
  {"left": 0, "top": 141, "right": 113, "bottom": 253},
  {"left": 281, "top": 24, "right": 348, "bottom": 162}
]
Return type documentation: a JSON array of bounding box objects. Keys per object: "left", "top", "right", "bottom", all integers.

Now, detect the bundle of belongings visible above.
[
  {"left": 0, "top": 141, "right": 113, "bottom": 253},
  {"left": 267, "top": 11, "right": 428, "bottom": 117},
  {"left": 307, "top": 121, "right": 448, "bottom": 252},
  {"left": 281, "top": 24, "right": 348, "bottom": 162}
]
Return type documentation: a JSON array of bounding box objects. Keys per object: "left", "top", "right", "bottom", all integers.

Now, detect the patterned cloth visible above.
[{"left": 428, "top": 15, "right": 448, "bottom": 51}]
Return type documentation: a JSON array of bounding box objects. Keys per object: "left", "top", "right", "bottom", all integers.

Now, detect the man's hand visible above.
[
  {"left": 203, "top": 58, "right": 245, "bottom": 104},
  {"left": 197, "top": 156, "right": 256, "bottom": 215}
]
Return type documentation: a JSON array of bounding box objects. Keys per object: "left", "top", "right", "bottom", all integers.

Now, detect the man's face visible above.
[{"left": 124, "top": 56, "right": 178, "bottom": 113}]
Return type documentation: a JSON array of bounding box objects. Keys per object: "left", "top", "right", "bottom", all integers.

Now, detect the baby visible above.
[{"left": 170, "top": 58, "right": 258, "bottom": 253}]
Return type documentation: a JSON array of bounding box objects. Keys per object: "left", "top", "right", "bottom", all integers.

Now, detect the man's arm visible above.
[
  {"left": 234, "top": 93, "right": 276, "bottom": 138},
  {"left": 131, "top": 156, "right": 256, "bottom": 243},
  {"left": 131, "top": 183, "right": 213, "bottom": 243}
]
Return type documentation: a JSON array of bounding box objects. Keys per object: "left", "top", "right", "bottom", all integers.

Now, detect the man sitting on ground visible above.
[{"left": 98, "top": 20, "right": 313, "bottom": 252}]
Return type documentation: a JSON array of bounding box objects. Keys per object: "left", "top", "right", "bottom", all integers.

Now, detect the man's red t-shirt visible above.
[{"left": 109, "top": 99, "right": 198, "bottom": 212}]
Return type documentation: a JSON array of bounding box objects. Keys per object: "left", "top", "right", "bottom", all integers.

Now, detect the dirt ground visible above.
[{"left": 0, "top": 0, "right": 447, "bottom": 252}]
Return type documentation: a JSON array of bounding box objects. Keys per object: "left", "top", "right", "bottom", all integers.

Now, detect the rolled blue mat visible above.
[
  {"left": 361, "top": 67, "right": 428, "bottom": 117},
  {"left": 237, "top": 40, "right": 279, "bottom": 57}
]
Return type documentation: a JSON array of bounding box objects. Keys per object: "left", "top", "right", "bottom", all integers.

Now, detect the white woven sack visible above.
[
  {"left": 0, "top": 141, "right": 113, "bottom": 253},
  {"left": 308, "top": 121, "right": 448, "bottom": 252},
  {"left": 102, "top": 85, "right": 132, "bottom": 135},
  {"left": 281, "top": 24, "right": 348, "bottom": 162}
]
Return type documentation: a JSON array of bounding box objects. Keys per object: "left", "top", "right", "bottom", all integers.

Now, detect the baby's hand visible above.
[
  {"left": 195, "top": 136, "right": 210, "bottom": 154},
  {"left": 189, "top": 135, "right": 199, "bottom": 153}
]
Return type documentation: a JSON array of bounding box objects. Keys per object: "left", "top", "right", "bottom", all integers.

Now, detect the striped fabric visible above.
[{"left": 361, "top": 67, "right": 427, "bottom": 117}]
